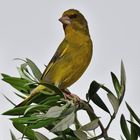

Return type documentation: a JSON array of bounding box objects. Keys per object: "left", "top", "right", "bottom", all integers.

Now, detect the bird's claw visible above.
[{"left": 63, "top": 91, "right": 81, "bottom": 103}]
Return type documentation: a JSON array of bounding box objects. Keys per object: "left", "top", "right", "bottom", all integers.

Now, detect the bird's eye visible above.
[{"left": 69, "top": 14, "right": 77, "bottom": 19}]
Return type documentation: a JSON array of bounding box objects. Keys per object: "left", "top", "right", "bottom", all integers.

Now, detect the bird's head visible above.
[{"left": 59, "top": 9, "right": 89, "bottom": 35}]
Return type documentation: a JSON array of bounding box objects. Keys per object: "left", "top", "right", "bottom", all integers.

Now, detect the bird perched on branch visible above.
[{"left": 17, "top": 9, "right": 93, "bottom": 106}]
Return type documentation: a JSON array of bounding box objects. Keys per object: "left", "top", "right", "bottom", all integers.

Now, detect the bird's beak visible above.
[{"left": 59, "top": 16, "right": 71, "bottom": 24}]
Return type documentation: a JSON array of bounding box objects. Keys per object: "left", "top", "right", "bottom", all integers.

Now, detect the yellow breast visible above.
[{"left": 44, "top": 28, "right": 93, "bottom": 89}]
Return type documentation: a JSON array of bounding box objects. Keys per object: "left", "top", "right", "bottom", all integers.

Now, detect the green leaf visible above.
[
  {"left": 86, "top": 81, "right": 100, "bottom": 101},
  {"left": 51, "top": 136, "right": 78, "bottom": 140},
  {"left": 51, "top": 112, "right": 75, "bottom": 132},
  {"left": 126, "top": 102, "right": 140, "bottom": 124},
  {"left": 105, "top": 138, "right": 116, "bottom": 140},
  {"left": 119, "top": 85, "right": 125, "bottom": 104},
  {"left": 51, "top": 137, "right": 64, "bottom": 140},
  {"left": 74, "top": 130, "right": 88, "bottom": 140},
  {"left": 10, "top": 130, "right": 17, "bottom": 140},
  {"left": 14, "top": 92, "right": 26, "bottom": 99},
  {"left": 3, "top": 106, "right": 29, "bottom": 116},
  {"left": 111, "top": 72, "right": 121, "bottom": 98},
  {"left": 29, "top": 118, "right": 57, "bottom": 129},
  {"left": 62, "top": 128, "right": 76, "bottom": 137},
  {"left": 128, "top": 121, "right": 140, "bottom": 137},
  {"left": 41, "top": 95, "right": 61, "bottom": 105},
  {"left": 130, "top": 121, "right": 138, "bottom": 140},
  {"left": 13, "top": 122, "right": 38, "bottom": 140},
  {"left": 1, "top": 73, "right": 11, "bottom": 78},
  {"left": 119, "top": 61, "right": 126, "bottom": 104},
  {"left": 24, "top": 90, "right": 61, "bottom": 106},
  {"left": 2, "top": 94, "right": 16, "bottom": 106},
  {"left": 2, "top": 76, "right": 30, "bottom": 93},
  {"left": 17, "top": 66, "right": 33, "bottom": 82},
  {"left": 121, "top": 60, "right": 126, "bottom": 87},
  {"left": 80, "top": 118, "right": 99, "bottom": 131},
  {"left": 120, "top": 136, "right": 125, "bottom": 140},
  {"left": 11, "top": 116, "right": 39, "bottom": 124},
  {"left": 120, "top": 115, "right": 131, "bottom": 140},
  {"left": 26, "top": 58, "right": 42, "bottom": 81},
  {"left": 91, "top": 93, "right": 110, "bottom": 114},
  {"left": 35, "top": 132, "right": 49, "bottom": 140},
  {"left": 75, "top": 114, "right": 81, "bottom": 129},
  {"left": 87, "top": 81, "right": 110, "bottom": 114},
  {"left": 107, "top": 93, "right": 119, "bottom": 114},
  {"left": 3, "top": 105, "right": 48, "bottom": 116},
  {"left": 61, "top": 105, "right": 75, "bottom": 117},
  {"left": 41, "top": 83, "right": 63, "bottom": 95},
  {"left": 24, "top": 105, "right": 49, "bottom": 115},
  {"left": 45, "top": 105, "right": 66, "bottom": 118},
  {"left": 14, "top": 58, "right": 26, "bottom": 62},
  {"left": 100, "top": 84, "right": 113, "bottom": 94}
]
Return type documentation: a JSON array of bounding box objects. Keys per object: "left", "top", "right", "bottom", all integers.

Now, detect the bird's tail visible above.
[{"left": 16, "top": 85, "right": 47, "bottom": 107}]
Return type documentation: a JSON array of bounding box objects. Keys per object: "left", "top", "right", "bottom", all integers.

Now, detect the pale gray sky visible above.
[{"left": 0, "top": 1, "right": 140, "bottom": 139}]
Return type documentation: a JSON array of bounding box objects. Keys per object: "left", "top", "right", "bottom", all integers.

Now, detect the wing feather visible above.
[{"left": 41, "top": 39, "right": 68, "bottom": 80}]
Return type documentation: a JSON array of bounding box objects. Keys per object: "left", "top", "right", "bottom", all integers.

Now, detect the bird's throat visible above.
[{"left": 63, "top": 24, "right": 67, "bottom": 30}]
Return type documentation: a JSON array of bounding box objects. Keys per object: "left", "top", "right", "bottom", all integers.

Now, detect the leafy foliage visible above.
[
  {"left": 120, "top": 103, "right": 140, "bottom": 140},
  {"left": 1, "top": 59, "right": 134, "bottom": 140}
]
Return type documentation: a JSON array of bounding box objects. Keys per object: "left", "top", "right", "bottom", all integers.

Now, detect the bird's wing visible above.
[{"left": 41, "top": 39, "right": 68, "bottom": 80}]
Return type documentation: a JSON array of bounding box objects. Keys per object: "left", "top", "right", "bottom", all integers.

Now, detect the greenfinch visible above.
[{"left": 18, "top": 9, "right": 93, "bottom": 106}]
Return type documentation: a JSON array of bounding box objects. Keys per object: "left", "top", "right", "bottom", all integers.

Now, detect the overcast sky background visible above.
[{"left": 0, "top": 1, "right": 140, "bottom": 139}]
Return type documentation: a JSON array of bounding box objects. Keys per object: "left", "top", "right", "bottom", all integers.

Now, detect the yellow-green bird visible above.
[{"left": 18, "top": 9, "right": 93, "bottom": 106}]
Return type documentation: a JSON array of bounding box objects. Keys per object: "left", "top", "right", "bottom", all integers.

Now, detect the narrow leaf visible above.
[
  {"left": 29, "top": 118, "right": 57, "bottom": 129},
  {"left": 3, "top": 106, "right": 29, "bottom": 116},
  {"left": 120, "top": 136, "right": 125, "bottom": 140},
  {"left": 86, "top": 81, "right": 100, "bottom": 101},
  {"left": 41, "top": 83, "right": 63, "bottom": 95},
  {"left": 2, "top": 76, "right": 30, "bottom": 93},
  {"left": 126, "top": 102, "right": 140, "bottom": 124},
  {"left": 120, "top": 115, "right": 131, "bottom": 140},
  {"left": 119, "top": 85, "right": 125, "bottom": 104},
  {"left": 111, "top": 72, "right": 121, "bottom": 98},
  {"left": 128, "top": 121, "right": 140, "bottom": 137},
  {"left": 24, "top": 105, "right": 49, "bottom": 115},
  {"left": 2, "top": 94, "right": 16, "bottom": 106},
  {"left": 61, "top": 105, "right": 75, "bottom": 117},
  {"left": 14, "top": 58, "right": 26, "bottom": 62},
  {"left": 1, "top": 73, "right": 11, "bottom": 78},
  {"left": 26, "top": 58, "right": 42, "bottom": 81},
  {"left": 14, "top": 92, "right": 26, "bottom": 99},
  {"left": 87, "top": 81, "right": 110, "bottom": 114},
  {"left": 105, "top": 138, "right": 116, "bottom": 140},
  {"left": 51, "top": 136, "right": 78, "bottom": 140},
  {"left": 100, "top": 84, "right": 113, "bottom": 94},
  {"left": 10, "top": 130, "right": 17, "bottom": 140},
  {"left": 91, "top": 93, "right": 110, "bottom": 114},
  {"left": 35, "top": 132, "right": 49, "bottom": 140},
  {"left": 130, "top": 122, "right": 138, "bottom": 140},
  {"left": 17, "top": 66, "right": 33, "bottom": 82},
  {"left": 40, "top": 95, "right": 61, "bottom": 104},
  {"left": 80, "top": 118, "right": 99, "bottom": 131},
  {"left": 121, "top": 60, "right": 126, "bottom": 86},
  {"left": 11, "top": 116, "right": 39, "bottom": 124},
  {"left": 13, "top": 122, "right": 38, "bottom": 140},
  {"left": 51, "top": 112, "right": 75, "bottom": 132},
  {"left": 74, "top": 130, "right": 88, "bottom": 140},
  {"left": 45, "top": 105, "right": 66, "bottom": 118},
  {"left": 107, "top": 93, "right": 119, "bottom": 114}
]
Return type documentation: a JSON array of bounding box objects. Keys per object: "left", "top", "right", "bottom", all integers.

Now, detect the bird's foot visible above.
[{"left": 62, "top": 89, "right": 81, "bottom": 103}]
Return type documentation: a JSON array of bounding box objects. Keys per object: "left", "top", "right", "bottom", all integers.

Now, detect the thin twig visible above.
[{"left": 105, "top": 113, "right": 116, "bottom": 131}]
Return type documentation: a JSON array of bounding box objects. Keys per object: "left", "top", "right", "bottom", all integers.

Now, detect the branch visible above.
[
  {"left": 79, "top": 100, "right": 108, "bottom": 139},
  {"left": 105, "top": 113, "right": 116, "bottom": 131}
]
